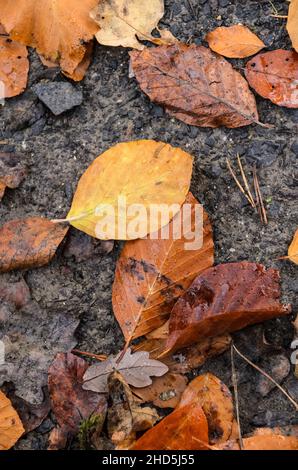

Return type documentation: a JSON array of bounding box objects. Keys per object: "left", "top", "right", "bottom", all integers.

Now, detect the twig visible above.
[
  {"left": 237, "top": 155, "right": 256, "bottom": 208},
  {"left": 231, "top": 343, "right": 244, "bottom": 450},
  {"left": 233, "top": 344, "right": 298, "bottom": 411},
  {"left": 270, "top": 14, "right": 288, "bottom": 18},
  {"left": 226, "top": 158, "right": 255, "bottom": 208},
  {"left": 72, "top": 349, "right": 107, "bottom": 361},
  {"left": 253, "top": 164, "right": 268, "bottom": 224}
]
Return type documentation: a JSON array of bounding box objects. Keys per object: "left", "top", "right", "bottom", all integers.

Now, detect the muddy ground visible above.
[{"left": 0, "top": 0, "right": 297, "bottom": 450}]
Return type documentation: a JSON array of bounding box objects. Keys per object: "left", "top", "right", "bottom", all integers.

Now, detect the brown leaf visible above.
[
  {"left": 178, "top": 374, "right": 234, "bottom": 444},
  {"left": 205, "top": 25, "right": 265, "bottom": 59},
  {"left": 63, "top": 41, "right": 94, "bottom": 82},
  {"left": 48, "top": 353, "right": 107, "bottom": 450},
  {"left": 0, "top": 36, "right": 29, "bottom": 98},
  {"left": 130, "top": 43, "right": 260, "bottom": 128},
  {"left": 0, "top": 217, "right": 68, "bottom": 272},
  {"left": 288, "top": 228, "right": 298, "bottom": 264},
  {"left": 112, "top": 193, "right": 214, "bottom": 342},
  {"left": 287, "top": 0, "right": 298, "bottom": 53},
  {"left": 245, "top": 50, "right": 298, "bottom": 108},
  {"left": 166, "top": 262, "right": 291, "bottom": 353},
  {"left": 224, "top": 433, "right": 298, "bottom": 450},
  {"left": 0, "top": 153, "right": 27, "bottom": 200},
  {"left": 0, "top": 278, "right": 30, "bottom": 309},
  {"left": 0, "top": 390, "right": 24, "bottom": 450}
]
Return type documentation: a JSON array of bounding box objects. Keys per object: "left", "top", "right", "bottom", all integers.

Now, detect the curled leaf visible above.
[{"left": 0, "top": 390, "right": 24, "bottom": 450}]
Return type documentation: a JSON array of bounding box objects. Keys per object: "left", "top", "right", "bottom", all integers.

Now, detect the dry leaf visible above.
[
  {"left": 112, "top": 193, "right": 214, "bottom": 342},
  {"left": 83, "top": 348, "right": 168, "bottom": 393},
  {"left": 48, "top": 353, "right": 107, "bottom": 450},
  {"left": 205, "top": 25, "right": 265, "bottom": 59},
  {"left": 0, "top": 152, "right": 27, "bottom": 200},
  {"left": 67, "top": 140, "right": 193, "bottom": 240},
  {"left": 62, "top": 41, "right": 94, "bottom": 82},
  {"left": 0, "top": 36, "right": 29, "bottom": 98},
  {"left": 0, "top": 0, "right": 98, "bottom": 76},
  {"left": 131, "top": 372, "right": 188, "bottom": 409},
  {"left": 224, "top": 433, "right": 298, "bottom": 450},
  {"left": 130, "top": 44, "right": 260, "bottom": 128},
  {"left": 288, "top": 228, "right": 298, "bottom": 264},
  {"left": 179, "top": 374, "right": 234, "bottom": 444},
  {"left": 0, "top": 217, "right": 68, "bottom": 272},
  {"left": 166, "top": 262, "right": 291, "bottom": 353},
  {"left": 0, "top": 390, "right": 24, "bottom": 450},
  {"left": 245, "top": 50, "right": 298, "bottom": 108},
  {"left": 287, "top": 0, "right": 298, "bottom": 52},
  {"left": 91, "top": 0, "right": 164, "bottom": 50}
]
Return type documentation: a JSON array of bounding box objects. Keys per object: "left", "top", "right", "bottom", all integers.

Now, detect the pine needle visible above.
[{"left": 231, "top": 343, "right": 244, "bottom": 450}]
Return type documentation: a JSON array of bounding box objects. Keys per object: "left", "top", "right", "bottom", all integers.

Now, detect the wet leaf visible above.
[
  {"left": 48, "top": 353, "right": 107, "bottom": 450},
  {"left": 288, "top": 228, "right": 298, "bottom": 264},
  {"left": 0, "top": 217, "right": 68, "bottom": 272},
  {"left": 67, "top": 140, "right": 193, "bottom": 240},
  {"left": 179, "top": 374, "right": 234, "bottom": 444},
  {"left": 0, "top": 36, "right": 29, "bottom": 98},
  {"left": 0, "top": 390, "right": 24, "bottom": 450},
  {"left": 0, "top": 0, "right": 98, "bottom": 76},
  {"left": 245, "top": 50, "right": 298, "bottom": 108},
  {"left": 206, "top": 25, "right": 265, "bottom": 58},
  {"left": 112, "top": 193, "right": 214, "bottom": 342},
  {"left": 166, "top": 262, "right": 291, "bottom": 352},
  {"left": 287, "top": 0, "right": 298, "bottom": 52},
  {"left": 83, "top": 348, "right": 168, "bottom": 393},
  {"left": 130, "top": 44, "right": 259, "bottom": 128},
  {"left": 0, "top": 278, "right": 30, "bottom": 310},
  {"left": 0, "top": 152, "right": 27, "bottom": 200},
  {"left": 91, "top": 0, "right": 164, "bottom": 50}
]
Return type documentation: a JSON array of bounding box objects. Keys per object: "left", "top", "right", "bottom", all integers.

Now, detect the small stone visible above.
[
  {"left": 257, "top": 354, "right": 290, "bottom": 397},
  {"left": 33, "top": 82, "right": 83, "bottom": 116},
  {"left": 63, "top": 229, "right": 114, "bottom": 263}
]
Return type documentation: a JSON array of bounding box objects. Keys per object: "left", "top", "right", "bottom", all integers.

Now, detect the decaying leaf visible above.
[
  {"left": 48, "top": 353, "right": 107, "bottom": 450},
  {"left": 245, "top": 50, "right": 298, "bottom": 108},
  {"left": 166, "top": 262, "right": 291, "bottom": 353},
  {"left": 0, "top": 217, "right": 68, "bottom": 272},
  {"left": 223, "top": 433, "right": 298, "bottom": 450},
  {"left": 0, "top": 152, "right": 27, "bottom": 200},
  {"left": 130, "top": 44, "right": 260, "bottom": 128},
  {"left": 83, "top": 348, "right": 168, "bottom": 393},
  {"left": 179, "top": 374, "right": 234, "bottom": 444},
  {"left": 0, "top": 0, "right": 99, "bottom": 76},
  {"left": 0, "top": 390, "right": 24, "bottom": 450},
  {"left": 288, "top": 228, "right": 298, "bottom": 264},
  {"left": 0, "top": 36, "right": 29, "bottom": 98},
  {"left": 67, "top": 140, "right": 193, "bottom": 240},
  {"left": 287, "top": 0, "right": 298, "bottom": 53},
  {"left": 63, "top": 41, "right": 94, "bottom": 82},
  {"left": 91, "top": 0, "right": 164, "bottom": 50},
  {"left": 0, "top": 278, "right": 30, "bottom": 310},
  {"left": 131, "top": 372, "right": 188, "bottom": 409},
  {"left": 205, "top": 25, "right": 265, "bottom": 59},
  {"left": 108, "top": 371, "right": 159, "bottom": 448},
  {"left": 112, "top": 193, "right": 214, "bottom": 342}
]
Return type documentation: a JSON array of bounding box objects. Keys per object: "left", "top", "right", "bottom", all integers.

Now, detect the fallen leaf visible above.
[
  {"left": 0, "top": 0, "right": 99, "bottom": 76},
  {"left": 0, "top": 217, "right": 68, "bottom": 272},
  {"left": 245, "top": 50, "right": 298, "bottom": 108},
  {"left": 67, "top": 140, "right": 193, "bottom": 240},
  {"left": 131, "top": 402, "right": 209, "bottom": 450},
  {"left": 62, "top": 41, "right": 94, "bottom": 82},
  {"left": 0, "top": 152, "right": 27, "bottom": 200},
  {"left": 130, "top": 44, "right": 260, "bottom": 128},
  {"left": 166, "top": 262, "right": 291, "bottom": 353},
  {"left": 287, "top": 0, "right": 298, "bottom": 52},
  {"left": 0, "top": 390, "right": 24, "bottom": 450},
  {"left": 288, "top": 228, "right": 298, "bottom": 264},
  {"left": 112, "top": 193, "right": 214, "bottom": 342},
  {"left": 48, "top": 353, "right": 107, "bottom": 450},
  {"left": 83, "top": 348, "right": 168, "bottom": 393},
  {"left": 131, "top": 372, "right": 188, "bottom": 408},
  {"left": 179, "top": 374, "right": 234, "bottom": 444},
  {"left": 224, "top": 433, "right": 298, "bottom": 450},
  {"left": 0, "top": 36, "right": 29, "bottom": 98},
  {"left": 205, "top": 25, "right": 265, "bottom": 59},
  {"left": 91, "top": 0, "right": 164, "bottom": 50},
  {"left": 0, "top": 278, "right": 30, "bottom": 309}
]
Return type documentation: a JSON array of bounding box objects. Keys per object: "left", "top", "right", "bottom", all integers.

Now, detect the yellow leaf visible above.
[
  {"left": 288, "top": 228, "right": 298, "bottom": 264},
  {"left": 287, "top": 0, "right": 298, "bottom": 52},
  {"left": 91, "top": 0, "right": 165, "bottom": 50},
  {"left": 67, "top": 140, "right": 193, "bottom": 240},
  {"left": 0, "top": 390, "right": 24, "bottom": 450}
]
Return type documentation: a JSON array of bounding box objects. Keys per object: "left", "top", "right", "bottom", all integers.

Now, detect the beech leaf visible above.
[
  {"left": 288, "top": 228, "right": 298, "bottom": 264},
  {"left": 0, "top": 390, "right": 24, "bottom": 450},
  {"left": 287, "top": 0, "right": 298, "bottom": 52},
  {"left": 206, "top": 25, "right": 265, "bottom": 59}
]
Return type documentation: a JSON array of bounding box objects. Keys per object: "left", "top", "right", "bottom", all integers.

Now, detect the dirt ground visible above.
[{"left": 0, "top": 0, "right": 297, "bottom": 450}]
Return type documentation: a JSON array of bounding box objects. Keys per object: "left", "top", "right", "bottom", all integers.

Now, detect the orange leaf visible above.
[
  {"left": 0, "top": 36, "right": 29, "bottom": 98},
  {"left": 287, "top": 0, "right": 298, "bottom": 52},
  {"left": 288, "top": 228, "right": 298, "bottom": 264},
  {"left": 0, "top": 390, "right": 24, "bottom": 450},
  {"left": 0, "top": 152, "right": 27, "bottom": 200},
  {"left": 0, "top": 217, "right": 68, "bottom": 272},
  {"left": 206, "top": 25, "right": 265, "bottom": 59},
  {"left": 245, "top": 50, "right": 298, "bottom": 108}
]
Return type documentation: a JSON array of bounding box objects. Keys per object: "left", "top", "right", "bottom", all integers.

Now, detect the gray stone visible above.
[
  {"left": 33, "top": 82, "right": 83, "bottom": 116},
  {"left": 257, "top": 354, "right": 291, "bottom": 397}
]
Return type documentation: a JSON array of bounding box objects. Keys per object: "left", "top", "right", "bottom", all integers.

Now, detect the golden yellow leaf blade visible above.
[
  {"left": 288, "top": 228, "right": 298, "bottom": 264},
  {"left": 287, "top": 0, "right": 298, "bottom": 52},
  {"left": 0, "top": 390, "right": 24, "bottom": 450}
]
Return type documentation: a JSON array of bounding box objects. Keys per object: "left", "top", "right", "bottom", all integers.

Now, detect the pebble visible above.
[
  {"left": 33, "top": 82, "right": 83, "bottom": 116},
  {"left": 257, "top": 354, "right": 290, "bottom": 397}
]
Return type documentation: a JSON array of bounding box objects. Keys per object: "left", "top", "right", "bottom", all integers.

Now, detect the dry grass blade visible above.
[
  {"left": 231, "top": 343, "right": 244, "bottom": 450},
  {"left": 253, "top": 164, "right": 268, "bottom": 225},
  {"left": 237, "top": 155, "right": 256, "bottom": 208},
  {"left": 226, "top": 158, "right": 255, "bottom": 208},
  {"left": 72, "top": 349, "right": 107, "bottom": 362}
]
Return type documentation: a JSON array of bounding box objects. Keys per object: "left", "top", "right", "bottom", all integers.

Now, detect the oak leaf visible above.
[
  {"left": 288, "top": 228, "right": 298, "bottom": 264},
  {"left": 166, "top": 262, "right": 291, "bottom": 353},
  {"left": 0, "top": 152, "right": 27, "bottom": 200},
  {"left": 130, "top": 44, "right": 260, "bottom": 128},
  {"left": 0, "top": 217, "right": 68, "bottom": 272},
  {"left": 67, "top": 140, "right": 193, "bottom": 240},
  {"left": 0, "top": 390, "right": 24, "bottom": 450},
  {"left": 206, "top": 25, "right": 264, "bottom": 59},
  {"left": 287, "top": 0, "right": 298, "bottom": 52},
  {"left": 112, "top": 193, "right": 214, "bottom": 342},
  {"left": 0, "top": 36, "right": 29, "bottom": 98},
  {"left": 245, "top": 50, "right": 298, "bottom": 108}
]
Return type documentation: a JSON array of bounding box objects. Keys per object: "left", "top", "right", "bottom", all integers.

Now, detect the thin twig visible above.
[
  {"left": 72, "top": 349, "right": 107, "bottom": 361},
  {"left": 233, "top": 344, "right": 298, "bottom": 411},
  {"left": 231, "top": 343, "right": 244, "bottom": 450},
  {"left": 237, "top": 155, "right": 256, "bottom": 208},
  {"left": 226, "top": 158, "right": 255, "bottom": 208},
  {"left": 253, "top": 164, "right": 268, "bottom": 225},
  {"left": 270, "top": 14, "right": 288, "bottom": 18}
]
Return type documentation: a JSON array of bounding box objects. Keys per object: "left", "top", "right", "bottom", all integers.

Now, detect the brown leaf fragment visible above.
[
  {"left": 223, "top": 434, "right": 298, "bottom": 450},
  {"left": 0, "top": 36, "right": 29, "bottom": 98},
  {"left": 130, "top": 43, "right": 260, "bottom": 128},
  {"left": 0, "top": 390, "right": 24, "bottom": 450},
  {"left": 288, "top": 228, "right": 298, "bottom": 264},
  {"left": 63, "top": 41, "right": 94, "bottom": 82},
  {"left": 166, "top": 262, "right": 291, "bottom": 353},
  {"left": 287, "top": 0, "right": 298, "bottom": 53},
  {"left": 245, "top": 50, "right": 298, "bottom": 108},
  {"left": 0, "top": 278, "right": 30, "bottom": 309},
  {"left": 48, "top": 353, "right": 107, "bottom": 450},
  {"left": 0, "top": 153, "right": 27, "bottom": 200},
  {"left": 0, "top": 217, "right": 68, "bottom": 272}
]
